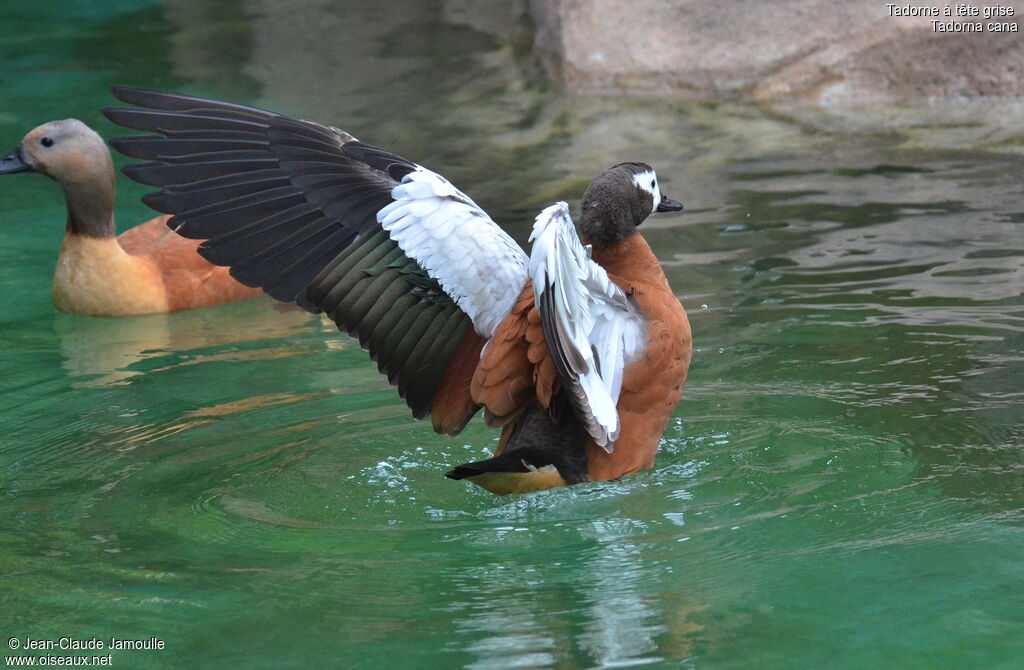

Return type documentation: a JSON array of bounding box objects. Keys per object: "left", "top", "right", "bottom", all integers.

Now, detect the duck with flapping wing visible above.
[{"left": 103, "top": 87, "right": 692, "bottom": 494}]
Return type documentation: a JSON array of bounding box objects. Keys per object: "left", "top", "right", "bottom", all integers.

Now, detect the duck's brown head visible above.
[{"left": 579, "top": 162, "right": 683, "bottom": 248}]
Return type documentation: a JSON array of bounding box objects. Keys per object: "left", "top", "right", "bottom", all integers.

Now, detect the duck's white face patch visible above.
[{"left": 631, "top": 169, "right": 661, "bottom": 215}]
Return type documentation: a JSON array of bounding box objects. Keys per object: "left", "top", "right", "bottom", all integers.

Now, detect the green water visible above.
[{"left": 1, "top": 2, "right": 1022, "bottom": 668}]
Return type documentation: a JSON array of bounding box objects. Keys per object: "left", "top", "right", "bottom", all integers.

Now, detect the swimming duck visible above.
[
  {"left": 0, "top": 119, "right": 261, "bottom": 315},
  {"left": 103, "top": 86, "right": 692, "bottom": 494}
]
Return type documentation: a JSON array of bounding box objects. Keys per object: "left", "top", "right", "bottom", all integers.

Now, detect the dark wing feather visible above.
[{"left": 103, "top": 86, "right": 474, "bottom": 423}]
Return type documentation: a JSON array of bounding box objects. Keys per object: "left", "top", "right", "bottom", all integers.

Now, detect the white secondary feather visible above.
[
  {"left": 528, "top": 202, "right": 647, "bottom": 450},
  {"left": 377, "top": 167, "right": 529, "bottom": 337}
]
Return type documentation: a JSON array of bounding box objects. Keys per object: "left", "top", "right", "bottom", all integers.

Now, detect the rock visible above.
[{"left": 525, "top": 0, "right": 1024, "bottom": 102}]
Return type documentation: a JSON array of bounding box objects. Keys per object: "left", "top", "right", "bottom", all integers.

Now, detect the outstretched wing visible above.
[
  {"left": 529, "top": 202, "right": 647, "bottom": 450},
  {"left": 103, "top": 86, "right": 528, "bottom": 428}
]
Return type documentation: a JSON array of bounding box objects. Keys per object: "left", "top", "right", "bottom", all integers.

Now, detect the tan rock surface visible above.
[{"left": 526, "top": 0, "right": 1024, "bottom": 102}]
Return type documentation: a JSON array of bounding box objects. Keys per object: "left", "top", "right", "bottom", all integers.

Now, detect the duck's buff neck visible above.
[{"left": 63, "top": 175, "right": 116, "bottom": 238}]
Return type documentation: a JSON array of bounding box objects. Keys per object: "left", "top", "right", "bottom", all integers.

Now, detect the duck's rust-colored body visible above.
[{"left": 467, "top": 233, "right": 691, "bottom": 493}]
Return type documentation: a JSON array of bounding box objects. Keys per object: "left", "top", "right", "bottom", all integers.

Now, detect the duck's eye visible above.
[
  {"left": 650, "top": 179, "right": 656, "bottom": 189},
  {"left": 41, "top": 137, "right": 54, "bottom": 148}
]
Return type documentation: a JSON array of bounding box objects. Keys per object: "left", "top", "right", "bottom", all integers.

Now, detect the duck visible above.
[
  {"left": 0, "top": 119, "right": 262, "bottom": 315},
  {"left": 103, "top": 86, "right": 693, "bottom": 494}
]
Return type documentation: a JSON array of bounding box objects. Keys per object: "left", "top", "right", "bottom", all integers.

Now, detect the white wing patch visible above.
[
  {"left": 377, "top": 167, "right": 529, "bottom": 337},
  {"left": 529, "top": 202, "right": 647, "bottom": 451}
]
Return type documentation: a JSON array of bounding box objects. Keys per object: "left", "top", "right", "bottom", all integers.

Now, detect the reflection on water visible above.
[
  {"left": 0, "top": 1, "right": 1022, "bottom": 669},
  {"left": 443, "top": 508, "right": 701, "bottom": 668},
  {"left": 574, "top": 520, "right": 665, "bottom": 665},
  {"left": 53, "top": 298, "right": 315, "bottom": 387}
]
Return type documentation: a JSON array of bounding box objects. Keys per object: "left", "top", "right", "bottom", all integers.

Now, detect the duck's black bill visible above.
[
  {"left": 0, "top": 147, "right": 30, "bottom": 175},
  {"left": 656, "top": 195, "right": 683, "bottom": 212}
]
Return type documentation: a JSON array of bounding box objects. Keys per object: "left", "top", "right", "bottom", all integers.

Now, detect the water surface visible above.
[{"left": 1, "top": 2, "right": 1021, "bottom": 668}]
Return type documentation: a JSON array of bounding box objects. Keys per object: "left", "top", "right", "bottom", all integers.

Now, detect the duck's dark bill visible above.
[
  {"left": 0, "top": 148, "right": 30, "bottom": 175},
  {"left": 657, "top": 195, "right": 683, "bottom": 212}
]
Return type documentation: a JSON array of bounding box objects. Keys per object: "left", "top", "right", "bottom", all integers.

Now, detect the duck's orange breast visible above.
[
  {"left": 586, "top": 234, "right": 692, "bottom": 480},
  {"left": 53, "top": 216, "right": 262, "bottom": 316},
  {"left": 53, "top": 232, "right": 169, "bottom": 315}
]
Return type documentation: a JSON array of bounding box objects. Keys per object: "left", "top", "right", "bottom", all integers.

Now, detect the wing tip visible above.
[
  {"left": 529, "top": 201, "right": 572, "bottom": 243},
  {"left": 141, "top": 191, "right": 173, "bottom": 214},
  {"left": 596, "top": 433, "right": 616, "bottom": 454},
  {"left": 108, "top": 84, "right": 163, "bottom": 106}
]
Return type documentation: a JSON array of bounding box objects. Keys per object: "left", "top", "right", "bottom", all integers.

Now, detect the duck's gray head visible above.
[
  {"left": 579, "top": 162, "right": 683, "bottom": 247},
  {"left": 1, "top": 119, "right": 117, "bottom": 237},
  {"left": 0, "top": 119, "right": 113, "bottom": 188}
]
